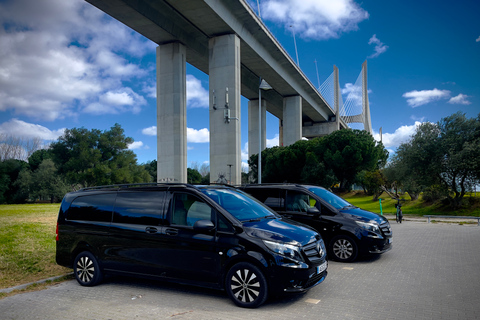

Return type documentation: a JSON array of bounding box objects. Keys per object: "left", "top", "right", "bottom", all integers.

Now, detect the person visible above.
[{"left": 292, "top": 194, "right": 310, "bottom": 212}]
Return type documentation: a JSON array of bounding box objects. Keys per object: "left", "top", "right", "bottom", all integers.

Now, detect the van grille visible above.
[
  {"left": 380, "top": 222, "right": 392, "bottom": 237},
  {"left": 303, "top": 239, "right": 326, "bottom": 264}
]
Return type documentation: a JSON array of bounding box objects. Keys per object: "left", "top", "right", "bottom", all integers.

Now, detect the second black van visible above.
[
  {"left": 56, "top": 183, "right": 327, "bottom": 308},
  {"left": 240, "top": 184, "right": 392, "bottom": 262}
]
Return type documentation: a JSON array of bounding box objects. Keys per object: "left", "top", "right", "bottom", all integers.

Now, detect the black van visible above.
[
  {"left": 240, "top": 184, "right": 392, "bottom": 262},
  {"left": 56, "top": 183, "right": 327, "bottom": 308}
]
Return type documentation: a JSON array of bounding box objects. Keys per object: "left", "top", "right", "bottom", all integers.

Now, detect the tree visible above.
[
  {"left": 50, "top": 124, "right": 150, "bottom": 187},
  {"left": 319, "top": 130, "right": 388, "bottom": 189},
  {"left": 392, "top": 112, "right": 480, "bottom": 208},
  {"left": 300, "top": 151, "right": 336, "bottom": 187},
  {"left": 187, "top": 168, "right": 202, "bottom": 184},
  {"left": 436, "top": 112, "right": 480, "bottom": 208},
  {"left": 248, "top": 130, "right": 387, "bottom": 189},
  {"left": 28, "top": 149, "right": 53, "bottom": 172},
  {"left": 143, "top": 160, "right": 157, "bottom": 182},
  {"left": 0, "top": 134, "right": 42, "bottom": 161},
  {"left": 362, "top": 170, "right": 386, "bottom": 201},
  {"left": 31, "top": 159, "right": 69, "bottom": 202},
  {"left": 0, "top": 159, "right": 29, "bottom": 203}
]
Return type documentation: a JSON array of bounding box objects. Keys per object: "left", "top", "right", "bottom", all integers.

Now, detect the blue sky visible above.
[{"left": 0, "top": 0, "right": 479, "bottom": 171}]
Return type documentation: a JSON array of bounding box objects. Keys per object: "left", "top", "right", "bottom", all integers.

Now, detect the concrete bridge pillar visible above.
[
  {"left": 156, "top": 42, "right": 187, "bottom": 183},
  {"left": 248, "top": 99, "right": 266, "bottom": 160},
  {"left": 209, "top": 34, "right": 242, "bottom": 184},
  {"left": 283, "top": 95, "right": 302, "bottom": 146}
]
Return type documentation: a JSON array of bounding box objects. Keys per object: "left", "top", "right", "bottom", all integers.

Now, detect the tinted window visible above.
[
  {"left": 169, "top": 193, "right": 214, "bottom": 227},
  {"left": 247, "top": 188, "right": 284, "bottom": 211},
  {"left": 67, "top": 193, "right": 116, "bottom": 222},
  {"left": 113, "top": 191, "right": 166, "bottom": 225},
  {"left": 217, "top": 212, "right": 234, "bottom": 232},
  {"left": 286, "top": 190, "right": 316, "bottom": 212},
  {"left": 200, "top": 188, "right": 276, "bottom": 222},
  {"left": 307, "top": 187, "right": 351, "bottom": 210}
]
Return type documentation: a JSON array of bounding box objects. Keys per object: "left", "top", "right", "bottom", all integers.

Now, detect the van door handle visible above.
[
  {"left": 145, "top": 227, "right": 158, "bottom": 234},
  {"left": 165, "top": 228, "right": 178, "bottom": 236}
]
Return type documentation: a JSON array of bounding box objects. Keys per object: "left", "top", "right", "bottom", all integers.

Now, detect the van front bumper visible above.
[
  {"left": 269, "top": 259, "right": 328, "bottom": 294},
  {"left": 363, "top": 236, "right": 392, "bottom": 254}
]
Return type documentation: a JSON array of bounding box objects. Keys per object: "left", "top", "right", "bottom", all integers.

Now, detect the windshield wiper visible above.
[{"left": 243, "top": 215, "right": 275, "bottom": 223}]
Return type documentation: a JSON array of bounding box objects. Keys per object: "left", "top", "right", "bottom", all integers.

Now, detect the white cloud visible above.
[
  {"left": 402, "top": 88, "right": 451, "bottom": 107},
  {"left": 83, "top": 88, "right": 146, "bottom": 115},
  {"left": 186, "top": 75, "right": 209, "bottom": 108},
  {"left": 0, "top": 119, "right": 65, "bottom": 140},
  {"left": 267, "top": 134, "right": 280, "bottom": 148},
  {"left": 0, "top": 0, "right": 154, "bottom": 121},
  {"left": 242, "top": 142, "right": 250, "bottom": 161},
  {"left": 143, "top": 85, "right": 157, "bottom": 99},
  {"left": 241, "top": 161, "right": 250, "bottom": 173},
  {"left": 373, "top": 122, "right": 424, "bottom": 148},
  {"left": 187, "top": 128, "right": 209, "bottom": 143},
  {"left": 367, "top": 34, "right": 388, "bottom": 58},
  {"left": 141, "top": 126, "right": 210, "bottom": 143},
  {"left": 410, "top": 115, "right": 425, "bottom": 122},
  {"left": 448, "top": 94, "right": 471, "bottom": 105},
  {"left": 128, "top": 141, "right": 144, "bottom": 150},
  {"left": 261, "top": 0, "right": 369, "bottom": 40},
  {"left": 142, "top": 126, "right": 157, "bottom": 136},
  {"left": 476, "top": 36, "right": 480, "bottom": 42}
]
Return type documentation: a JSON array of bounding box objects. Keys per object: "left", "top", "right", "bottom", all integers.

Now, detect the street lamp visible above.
[{"left": 258, "top": 78, "right": 272, "bottom": 184}]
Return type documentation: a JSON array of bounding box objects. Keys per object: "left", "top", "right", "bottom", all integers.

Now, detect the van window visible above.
[
  {"left": 286, "top": 191, "right": 314, "bottom": 213},
  {"left": 67, "top": 193, "right": 115, "bottom": 222},
  {"left": 247, "top": 188, "right": 284, "bottom": 211},
  {"left": 200, "top": 188, "right": 276, "bottom": 222},
  {"left": 307, "top": 186, "right": 351, "bottom": 210},
  {"left": 113, "top": 191, "right": 166, "bottom": 225},
  {"left": 170, "top": 193, "right": 213, "bottom": 227}
]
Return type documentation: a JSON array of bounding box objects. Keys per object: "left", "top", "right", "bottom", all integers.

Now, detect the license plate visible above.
[
  {"left": 317, "top": 261, "right": 327, "bottom": 274},
  {"left": 388, "top": 238, "right": 393, "bottom": 244}
]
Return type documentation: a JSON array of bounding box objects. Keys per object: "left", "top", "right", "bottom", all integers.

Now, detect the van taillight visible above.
[{"left": 56, "top": 223, "right": 59, "bottom": 241}]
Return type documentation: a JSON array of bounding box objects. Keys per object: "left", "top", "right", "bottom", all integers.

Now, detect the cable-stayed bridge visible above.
[{"left": 318, "top": 61, "right": 372, "bottom": 134}]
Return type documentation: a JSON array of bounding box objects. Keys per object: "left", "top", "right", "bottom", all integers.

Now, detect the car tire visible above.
[
  {"left": 73, "top": 251, "right": 103, "bottom": 286},
  {"left": 225, "top": 262, "right": 268, "bottom": 308},
  {"left": 330, "top": 235, "right": 358, "bottom": 262}
]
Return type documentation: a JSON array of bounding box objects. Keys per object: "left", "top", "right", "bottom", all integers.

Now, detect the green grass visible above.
[
  {"left": 340, "top": 191, "right": 480, "bottom": 217},
  {"left": 0, "top": 204, "right": 70, "bottom": 290}
]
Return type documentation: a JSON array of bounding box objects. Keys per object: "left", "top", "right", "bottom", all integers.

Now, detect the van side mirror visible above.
[
  {"left": 307, "top": 207, "right": 320, "bottom": 216},
  {"left": 193, "top": 219, "right": 215, "bottom": 232}
]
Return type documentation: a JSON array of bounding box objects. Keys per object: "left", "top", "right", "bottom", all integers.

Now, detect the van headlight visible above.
[
  {"left": 355, "top": 221, "right": 381, "bottom": 235},
  {"left": 263, "top": 240, "right": 304, "bottom": 262}
]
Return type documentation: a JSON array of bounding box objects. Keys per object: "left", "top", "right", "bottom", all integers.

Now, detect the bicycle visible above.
[{"left": 394, "top": 198, "right": 405, "bottom": 223}]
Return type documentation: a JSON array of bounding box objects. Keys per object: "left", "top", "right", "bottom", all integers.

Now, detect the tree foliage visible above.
[
  {"left": 187, "top": 168, "right": 202, "bottom": 184},
  {"left": 0, "top": 159, "right": 29, "bottom": 203},
  {"left": 50, "top": 124, "right": 150, "bottom": 187},
  {"left": 319, "top": 130, "right": 388, "bottom": 189},
  {"left": 249, "top": 129, "right": 387, "bottom": 190},
  {"left": 0, "top": 123, "right": 151, "bottom": 203},
  {"left": 391, "top": 112, "right": 480, "bottom": 208}
]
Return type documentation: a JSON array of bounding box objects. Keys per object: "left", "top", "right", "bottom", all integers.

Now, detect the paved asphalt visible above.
[{"left": 1, "top": 220, "right": 479, "bottom": 319}]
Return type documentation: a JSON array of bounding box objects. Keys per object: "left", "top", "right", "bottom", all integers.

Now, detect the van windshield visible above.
[
  {"left": 200, "top": 188, "right": 277, "bottom": 222},
  {"left": 307, "top": 187, "right": 353, "bottom": 210}
]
